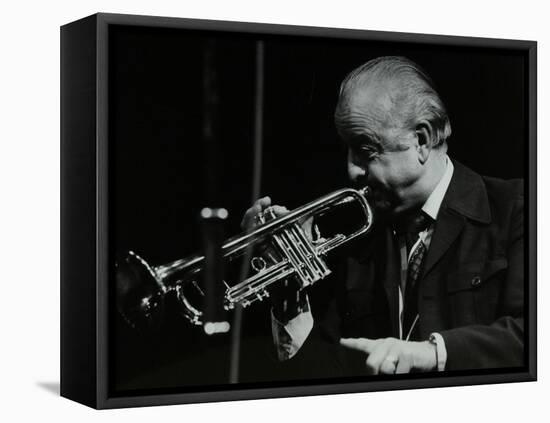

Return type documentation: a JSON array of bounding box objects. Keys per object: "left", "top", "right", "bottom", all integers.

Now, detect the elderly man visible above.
[{"left": 243, "top": 56, "right": 524, "bottom": 376}]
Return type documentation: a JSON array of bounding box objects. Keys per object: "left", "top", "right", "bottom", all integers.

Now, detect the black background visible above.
[{"left": 109, "top": 25, "right": 527, "bottom": 393}]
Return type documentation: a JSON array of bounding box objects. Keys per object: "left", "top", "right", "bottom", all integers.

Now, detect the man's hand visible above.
[
  {"left": 241, "top": 196, "right": 314, "bottom": 239},
  {"left": 241, "top": 196, "right": 290, "bottom": 230},
  {"left": 340, "top": 337, "right": 437, "bottom": 374}
]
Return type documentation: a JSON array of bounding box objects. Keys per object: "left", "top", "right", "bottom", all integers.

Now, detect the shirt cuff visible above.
[
  {"left": 429, "top": 332, "right": 447, "bottom": 371},
  {"left": 271, "top": 298, "right": 314, "bottom": 361}
]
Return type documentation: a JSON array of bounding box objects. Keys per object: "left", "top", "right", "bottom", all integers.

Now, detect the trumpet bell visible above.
[{"left": 116, "top": 251, "right": 166, "bottom": 330}]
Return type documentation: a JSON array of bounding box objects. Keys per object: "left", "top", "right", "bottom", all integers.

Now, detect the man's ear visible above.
[{"left": 415, "top": 120, "right": 435, "bottom": 164}]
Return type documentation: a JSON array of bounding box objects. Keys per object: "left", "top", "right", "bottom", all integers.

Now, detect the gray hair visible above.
[{"left": 335, "top": 56, "right": 452, "bottom": 147}]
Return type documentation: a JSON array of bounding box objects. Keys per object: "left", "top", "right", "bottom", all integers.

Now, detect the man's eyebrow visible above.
[{"left": 354, "top": 134, "right": 383, "bottom": 150}]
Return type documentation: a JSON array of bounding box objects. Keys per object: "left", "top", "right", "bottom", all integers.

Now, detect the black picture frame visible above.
[{"left": 60, "top": 12, "right": 537, "bottom": 409}]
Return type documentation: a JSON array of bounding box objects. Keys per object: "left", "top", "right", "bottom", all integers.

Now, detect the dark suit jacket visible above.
[{"left": 276, "top": 160, "right": 524, "bottom": 378}]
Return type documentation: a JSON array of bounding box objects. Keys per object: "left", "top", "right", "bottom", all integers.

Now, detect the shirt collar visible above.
[{"left": 421, "top": 155, "right": 454, "bottom": 220}]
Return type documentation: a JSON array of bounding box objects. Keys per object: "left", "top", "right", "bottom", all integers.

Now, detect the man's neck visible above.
[{"left": 419, "top": 153, "right": 448, "bottom": 203}]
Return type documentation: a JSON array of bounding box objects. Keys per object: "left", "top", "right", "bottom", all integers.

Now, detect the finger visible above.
[
  {"left": 241, "top": 199, "right": 270, "bottom": 230},
  {"left": 268, "top": 205, "right": 289, "bottom": 217},
  {"left": 252, "top": 204, "right": 288, "bottom": 226},
  {"left": 395, "top": 354, "right": 412, "bottom": 374},
  {"left": 340, "top": 338, "right": 378, "bottom": 354},
  {"left": 365, "top": 339, "right": 394, "bottom": 375},
  {"left": 379, "top": 343, "right": 402, "bottom": 375},
  {"left": 299, "top": 216, "right": 315, "bottom": 241},
  {"left": 255, "top": 196, "right": 271, "bottom": 209},
  {"left": 379, "top": 356, "right": 398, "bottom": 375},
  {"left": 241, "top": 204, "right": 262, "bottom": 230}
]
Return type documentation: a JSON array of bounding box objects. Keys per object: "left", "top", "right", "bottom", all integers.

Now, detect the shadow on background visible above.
[{"left": 36, "top": 381, "right": 60, "bottom": 396}]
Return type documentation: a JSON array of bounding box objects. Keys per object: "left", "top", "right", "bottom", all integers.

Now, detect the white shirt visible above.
[{"left": 272, "top": 156, "right": 454, "bottom": 369}]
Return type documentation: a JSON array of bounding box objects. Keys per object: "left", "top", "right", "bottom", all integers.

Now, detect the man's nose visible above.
[{"left": 348, "top": 160, "right": 367, "bottom": 183}]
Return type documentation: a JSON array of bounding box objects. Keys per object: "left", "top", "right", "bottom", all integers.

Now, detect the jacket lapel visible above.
[
  {"left": 422, "top": 208, "right": 464, "bottom": 278},
  {"left": 422, "top": 160, "right": 492, "bottom": 278}
]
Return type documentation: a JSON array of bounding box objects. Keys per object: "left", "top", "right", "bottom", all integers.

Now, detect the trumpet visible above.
[{"left": 116, "top": 187, "right": 373, "bottom": 329}]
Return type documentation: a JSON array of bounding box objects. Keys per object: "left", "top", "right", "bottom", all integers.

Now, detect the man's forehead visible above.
[
  {"left": 341, "top": 89, "right": 394, "bottom": 135},
  {"left": 337, "top": 78, "right": 411, "bottom": 150},
  {"left": 347, "top": 79, "right": 398, "bottom": 113}
]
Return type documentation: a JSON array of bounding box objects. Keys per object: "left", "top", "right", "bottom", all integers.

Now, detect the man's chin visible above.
[
  {"left": 371, "top": 198, "right": 394, "bottom": 216},
  {"left": 364, "top": 188, "right": 404, "bottom": 217},
  {"left": 371, "top": 197, "right": 409, "bottom": 220}
]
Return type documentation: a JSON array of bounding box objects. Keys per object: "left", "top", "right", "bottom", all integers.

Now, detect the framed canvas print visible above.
[{"left": 60, "top": 12, "right": 537, "bottom": 409}]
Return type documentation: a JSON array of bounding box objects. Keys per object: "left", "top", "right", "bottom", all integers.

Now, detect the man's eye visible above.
[{"left": 358, "top": 147, "right": 378, "bottom": 159}]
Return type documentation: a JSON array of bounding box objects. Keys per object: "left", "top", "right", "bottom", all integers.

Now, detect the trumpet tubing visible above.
[{"left": 116, "top": 187, "right": 373, "bottom": 328}]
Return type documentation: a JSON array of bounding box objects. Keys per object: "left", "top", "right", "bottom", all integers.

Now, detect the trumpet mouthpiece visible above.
[{"left": 358, "top": 186, "right": 370, "bottom": 197}]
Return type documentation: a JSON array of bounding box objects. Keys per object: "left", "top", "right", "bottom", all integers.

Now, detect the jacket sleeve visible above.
[
  {"left": 270, "top": 296, "right": 369, "bottom": 379},
  {"left": 268, "top": 259, "right": 370, "bottom": 379}
]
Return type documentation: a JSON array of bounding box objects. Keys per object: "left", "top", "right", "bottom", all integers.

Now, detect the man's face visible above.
[{"left": 338, "top": 83, "right": 425, "bottom": 216}]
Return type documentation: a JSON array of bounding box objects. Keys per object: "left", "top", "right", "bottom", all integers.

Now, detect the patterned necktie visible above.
[{"left": 396, "top": 211, "right": 432, "bottom": 340}]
